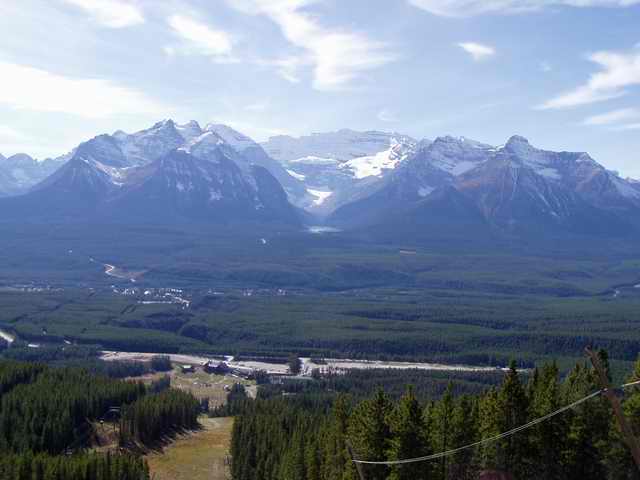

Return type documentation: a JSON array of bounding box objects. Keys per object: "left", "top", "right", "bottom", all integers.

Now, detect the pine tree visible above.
[
  {"left": 347, "top": 388, "right": 391, "bottom": 480},
  {"left": 305, "top": 439, "right": 321, "bottom": 480},
  {"left": 497, "top": 361, "right": 530, "bottom": 479},
  {"left": 476, "top": 387, "right": 501, "bottom": 471},
  {"left": 604, "top": 354, "right": 640, "bottom": 479},
  {"left": 429, "top": 383, "right": 454, "bottom": 480},
  {"left": 387, "top": 386, "right": 431, "bottom": 480},
  {"left": 281, "top": 429, "right": 306, "bottom": 480},
  {"left": 322, "top": 394, "right": 355, "bottom": 480},
  {"left": 447, "top": 395, "right": 479, "bottom": 480},
  {"left": 561, "top": 362, "right": 610, "bottom": 480},
  {"left": 529, "top": 362, "right": 565, "bottom": 480}
]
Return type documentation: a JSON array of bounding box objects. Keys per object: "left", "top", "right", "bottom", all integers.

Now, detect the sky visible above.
[{"left": 0, "top": 0, "right": 639, "bottom": 177}]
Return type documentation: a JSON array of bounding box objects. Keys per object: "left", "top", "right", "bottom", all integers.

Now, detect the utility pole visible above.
[
  {"left": 585, "top": 347, "right": 640, "bottom": 472},
  {"left": 346, "top": 441, "right": 367, "bottom": 480}
]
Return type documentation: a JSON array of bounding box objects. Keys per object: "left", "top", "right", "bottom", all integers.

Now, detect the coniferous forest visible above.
[
  {"left": 119, "top": 388, "right": 200, "bottom": 445},
  {"left": 0, "top": 360, "right": 201, "bottom": 480},
  {"left": 230, "top": 354, "right": 640, "bottom": 480}
]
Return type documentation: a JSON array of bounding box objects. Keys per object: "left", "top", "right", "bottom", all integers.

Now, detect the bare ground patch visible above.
[{"left": 146, "top": 416, "right": 233, "bottom": 480}]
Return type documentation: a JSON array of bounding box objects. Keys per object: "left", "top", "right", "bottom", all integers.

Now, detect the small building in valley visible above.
[
  {"left": 203, "top": 360, "right": 231, "bottom": 375},
  {"left": 181, "top": 364, "right": 195, "bottom": 374}
]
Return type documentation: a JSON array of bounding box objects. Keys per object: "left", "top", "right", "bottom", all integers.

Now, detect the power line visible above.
[
  {"left": 622, "top": 379, "right": 640, "bottom": 389},
  {"left": 352, "top": 379, "right": 640, "bottom": 466}
]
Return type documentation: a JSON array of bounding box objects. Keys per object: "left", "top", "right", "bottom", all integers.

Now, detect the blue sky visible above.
[{"left": 0, "top": 0, "right": 639, "bottom": 176}]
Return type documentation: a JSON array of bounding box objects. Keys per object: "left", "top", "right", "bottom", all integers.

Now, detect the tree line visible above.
[
  {"left": 119, "top": 388, "right": 200, "bottom": 445},
  {"left": 231, "top": 353, "right": 640, "bottom": 480},
  {"left": 0, "top": 452, "right": 149, "bottom": 480},
  {"left": 0, "top": 359, "right": 202, "bottom": 480},
  {"left": 0, "top": 365, "right": 146, "bottom": 454}
]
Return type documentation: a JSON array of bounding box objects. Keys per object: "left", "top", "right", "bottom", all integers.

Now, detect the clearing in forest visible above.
[{"left": 146, "top": 416, "right": 233, "bottom": 480}]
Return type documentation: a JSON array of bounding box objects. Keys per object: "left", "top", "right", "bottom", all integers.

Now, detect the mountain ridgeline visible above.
[{"left": 2, "top": 121, "right": 640, "bottom": 243}]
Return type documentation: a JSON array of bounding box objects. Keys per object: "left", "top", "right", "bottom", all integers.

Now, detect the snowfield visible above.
[
  {"left": 340, "top": 146, "right": 401, "bottom": 179},
  {"left": 307, "top": 188, "right": 333, "bottom": 205}
]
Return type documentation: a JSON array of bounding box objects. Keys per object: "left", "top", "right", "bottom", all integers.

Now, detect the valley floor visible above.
[{"left": 146, "top": 416, "right": 233, "bottom": 480}]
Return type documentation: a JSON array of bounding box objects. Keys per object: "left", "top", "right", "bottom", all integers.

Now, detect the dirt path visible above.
[{"left": 146, "top": 417, "right": 233, "bottom": 480}]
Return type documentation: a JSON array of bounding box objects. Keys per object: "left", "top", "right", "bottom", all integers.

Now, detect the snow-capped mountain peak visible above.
[
  {"left": 501, "top": 135, "right": 550, "bottom": 165},
  {"left": 504, "top": 134, "right": 532, "bottom": 150},
  {"left": 5, "top": 120, "right": 639, "bottom": 239},
  {"left": 186, "top": 130, "right": 230, "bottom": 161},
  {"left": 204, "top": 124, "right": 258, "bottom": 152},
  {"left": 113, "top": 119, "right": 184, "bottom": 165},
  {"left": 494, "top": 135, "right": 569, "bottom": 179},
  {"left": 0, "top": 152, "right": 65, "bottom": 196},
  {"left": 175, "top": 120, "right": 204, "bottom": 142},
  {"left": 326, "top": 134, "right": 640, "bottom": 236},
  {"left": 424, "top": 135, "right": 492, "bottom": 176},
  {"left": 611, "top": 174, "right": 640, "bottom": 199}
]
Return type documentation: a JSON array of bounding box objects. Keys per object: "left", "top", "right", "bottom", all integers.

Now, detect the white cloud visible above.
[
  {"left": 0, "top": 125, "right": 29, "bottom": 141},
  {"left": 257, "top": 56, "right": 307, "bottom": 84},
  {"left": 458, "top": 42, "right": 495, "bottom": 61},
  {"left": 228, "top": 0, "right": 396, "bottom": 91},
  {"left": 539, "top": 49, "right": 640, "bottom": 109},
  {"left": 222, "top": 120, "right": 291, "bottom": 142},
  {"left": 614, "top": 122, "right": 640, "bottom": 130},
  {"left": 244, "top": 100, "right": 270, "bottom": 112},
  {"left": 583, "top": 108, "right": 640, "bottom": 125},
  {"left": 60, "top": 0, "right": 144, "bottom": 28},
  {"left": 167, "top": 15, "right": 235, "bottom": 61},
  {"left": 377, "top": 109, "right": 399, "bottom": 122},
  {"left": 0, "top": 61, "right": 166, "bottom": 118},
  {"left": 540, "top": 61, "right": 553, "bottom": 72},
  {"left": 408, "top": 0, "right": 640, "bottom": 17}
]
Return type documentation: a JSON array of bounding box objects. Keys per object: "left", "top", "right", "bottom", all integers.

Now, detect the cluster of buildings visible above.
[{"left": 180, "top": 360, "right": 257, "bottom": 379}]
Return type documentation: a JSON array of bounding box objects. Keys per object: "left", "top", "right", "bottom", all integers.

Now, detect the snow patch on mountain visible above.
[
  {"left": 0, "top": 153, "right": 65, "bottom": 195},
  {"left": 115, "top": 119, "right": 184, "bottom": 165},
  {"left": 307, "top": 188, "right": 333, "bottom": 206},
  {"left": 536, "top": 167, "right": 561, "bottom": 179},
  {"left": 89, "top": 160, "right": 129, "bottom": 186},
  {"left": 262, "top": 129, "right": 416, "bottom": 163},
  {"left": 205, "top": 124, "right": 257, "bottom": 152},
  {"left": 175, "top": 120, "right": 203, "bottom": 142},
  {"left": 286, "top": 169, "right": 306, "bottom": 181},
  {"left": 418, "top": 186, "right": 435, "bottom": 197},
  {"left": 423, "top": 136, "right": 492, "bottom": 177},
  {"left": 340, "top": 138, "right": 413, "bottom": 179},
  {"left": 499, "top": 135, "right": 567, "bottom": 180},
  {"left": 612, "top": 175, "right": 640, "bottom": 199},
  {"left": 261, "top": 131, "right": 418, "bottom": 215},
  {"left": 449, "top": 161, "right": 478, "bottom": 176}
]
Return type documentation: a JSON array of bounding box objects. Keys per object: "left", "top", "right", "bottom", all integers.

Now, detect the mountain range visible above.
[
  {"left": 328, "top": 134, "right": 640, "bottom": 238},
  {"left": 0, "top": 153, "right": 64, "bottom": 196},
  {"left": 2, "top": 120, "right": 639, "bottom": 241},
  {"left": 0, "top": 120, "right": 300, "bottom": 224}
]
